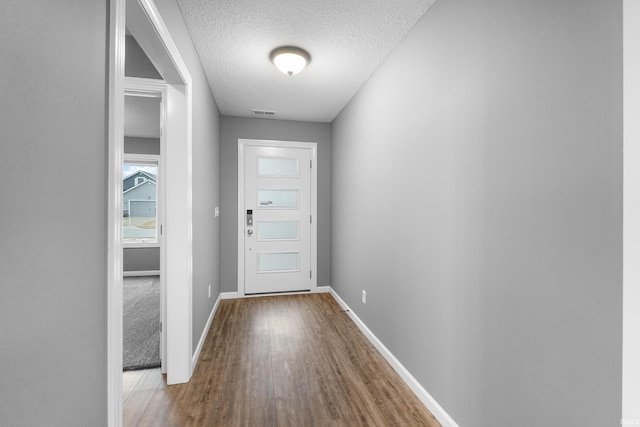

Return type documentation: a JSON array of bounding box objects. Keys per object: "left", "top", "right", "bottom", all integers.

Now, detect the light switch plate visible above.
[{"left": 215, "top": 207, "right": 220, "bottom": 218}]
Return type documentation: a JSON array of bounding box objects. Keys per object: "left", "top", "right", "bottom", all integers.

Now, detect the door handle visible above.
[{"left": 247, "top": 228, "right": 253, "bottom": 236}]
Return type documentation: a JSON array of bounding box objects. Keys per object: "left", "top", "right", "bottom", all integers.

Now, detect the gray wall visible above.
[
  {"left": 124, "top": 248, "right": 161, "bottom": 272},
  {"left": 0, "top": 0, "right": 108, "bottom": 425},
  {"left": 125, "top": 136, "right": 161, "bottom": 155},
  {"left": 154, "top": 0, "right": 222, "bottom": 353},
  {"left": 220, "top": 116, "right": 331, "bottom": 292},
  {"left": 125, "top": 34, "right": 162, "bottom": 79},
  {"left": 331, "top": 1, "right": 622, "bottom": 426}
]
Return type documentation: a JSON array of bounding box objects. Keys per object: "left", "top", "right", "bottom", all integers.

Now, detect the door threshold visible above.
[{"left": 243, "top": 289, "right": 311, "bottom": 298}]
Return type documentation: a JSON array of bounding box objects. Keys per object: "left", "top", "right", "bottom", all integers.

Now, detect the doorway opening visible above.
[{"left": 122, "top": 90, "right": 164, "bottom": 373}]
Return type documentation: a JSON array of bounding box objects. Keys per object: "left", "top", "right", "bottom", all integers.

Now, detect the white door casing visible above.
[
  {"left": 238, "top": 139, "right": 318, "bottom": 295},
  {"left": 623, "top": 0, "right": 640, "bottom": 423},
  {"left": 125, "top": 2, "right": 194, "bottom": 387}
]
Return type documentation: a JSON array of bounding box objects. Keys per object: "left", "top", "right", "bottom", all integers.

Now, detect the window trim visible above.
[{"left": 123, "top": 154, "right": 160, "bottom": 247}]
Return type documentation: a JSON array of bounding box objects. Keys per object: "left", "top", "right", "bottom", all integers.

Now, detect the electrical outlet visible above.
[
  {"left": 362, "top": 290, "right": 367, "bottom": 305},
  {"left": 208, "top": 284, "right": 211, "bottom": 298}
]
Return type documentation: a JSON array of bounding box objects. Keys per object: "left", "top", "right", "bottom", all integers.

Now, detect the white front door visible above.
[{"left": 241, "top": 142, "right": 315, "bottom": 294}]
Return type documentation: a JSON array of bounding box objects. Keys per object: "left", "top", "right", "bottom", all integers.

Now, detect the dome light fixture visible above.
[{"left": 270, "top": 46, "right": 311, "bottom": 76}]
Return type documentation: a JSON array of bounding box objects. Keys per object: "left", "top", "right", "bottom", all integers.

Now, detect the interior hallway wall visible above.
[
  {"left": 220, "top": 116, "right": 331, "bottom": 293},
  {"left": 156, "top": 0, "right": 222, "bottom": 353},
  {"left": 125, "top": 35, "right": 162, "bottom": 79},
  {"left": 123, "top": 247, "right": 160, "bottom": 272},
  {"left": 0, "top": 0, "right": 108, "bottom": 424},
  {"left": 331, "top": 0, "right": 622, "bottom": 426}
]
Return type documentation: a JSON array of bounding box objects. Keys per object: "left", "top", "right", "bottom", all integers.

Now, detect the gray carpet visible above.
[{"left": 123, "top": 276, "right": 160, "bottom": 371}]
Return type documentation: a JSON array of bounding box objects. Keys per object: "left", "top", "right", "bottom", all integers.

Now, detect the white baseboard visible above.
[
  {"left": 123, "top": 270, "right": 160, "bottom": 277},
  {"left": 220, "top": 291, "right": 239, "bottom": 300},
  {"left": 314, "top": 285, "right": 331, "bottom": 293},
  {"left": 328, "top": 287, "right": 459, "bottom": 427},
  {"left": 191, "top": 292, "right": 222, "bottom": 371}
]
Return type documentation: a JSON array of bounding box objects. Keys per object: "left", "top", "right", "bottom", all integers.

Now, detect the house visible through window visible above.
[{"left": 123, "top": 161, "right": 158, "bottom": 243}]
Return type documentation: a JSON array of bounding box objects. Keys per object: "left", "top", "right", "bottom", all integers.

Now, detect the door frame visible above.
[
  {"left": 237, "top": 139, "right": 318, "bottom": 296},
  {"left": 108, "top": 0, "right": 193, "bottom": 425},
  {"left": 623, "top": 0, "right": 640, "bottom": 422}
]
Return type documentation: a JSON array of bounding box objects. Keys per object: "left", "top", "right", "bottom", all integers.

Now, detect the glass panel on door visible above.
[
  {"left": 257, "top": 252, "right": 299, "bottom": 272},
  {"left": 258, "top": 190, "right": 299, "bottom": 208},
  {"left": 257, "top": 221, "right": 299, "bottom": 241},
  {"left": 258, "top": 157, "right": 299, "bottom": 177}
]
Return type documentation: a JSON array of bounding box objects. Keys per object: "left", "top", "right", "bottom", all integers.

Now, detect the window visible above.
[{"left": 123, "top": 161, "right": 158, "bottom": 244}]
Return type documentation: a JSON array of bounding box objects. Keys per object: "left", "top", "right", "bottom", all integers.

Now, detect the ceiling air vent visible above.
[{"left": 252, "top": 109, "right": 277, "bottom": 118}]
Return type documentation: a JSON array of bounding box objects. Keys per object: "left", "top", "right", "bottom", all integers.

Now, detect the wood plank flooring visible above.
[{"left": 123, "top": 293, "right": 441, "bottom": 427}]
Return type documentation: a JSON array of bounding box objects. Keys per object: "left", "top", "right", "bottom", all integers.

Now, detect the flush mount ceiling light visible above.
[{"left": 269, "top": 46, "right": 311, "bottom": 76}]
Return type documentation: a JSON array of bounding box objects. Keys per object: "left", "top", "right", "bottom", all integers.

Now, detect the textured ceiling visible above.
[{"left": 176, "top": 0, "right": 436, "bottom": 123}]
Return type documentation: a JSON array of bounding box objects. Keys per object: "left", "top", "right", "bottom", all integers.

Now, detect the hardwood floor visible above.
[{"left": 123, "top": 293, "right": 440, "bottom": 426}]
